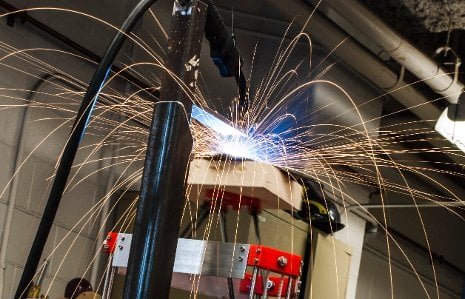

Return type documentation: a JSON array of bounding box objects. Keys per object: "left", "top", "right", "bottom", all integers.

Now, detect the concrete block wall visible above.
[{"left": 0, "top": 1, "right": 140, "bottom": 297}]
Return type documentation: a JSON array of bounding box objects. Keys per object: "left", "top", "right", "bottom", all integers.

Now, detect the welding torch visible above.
[{"left": 201, "top": 0, "right": 249, "bottom": 114}]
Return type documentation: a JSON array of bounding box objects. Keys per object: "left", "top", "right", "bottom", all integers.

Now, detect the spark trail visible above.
[{"left": 0, "top": 3, "right": 464, "bottom": 299}]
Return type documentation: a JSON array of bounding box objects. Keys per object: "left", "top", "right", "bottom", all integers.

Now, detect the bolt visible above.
[
  {"left": 118, "top": 245, "right": 124, "bottom": 250},
  {"left": 277, "top": 256, "right": 288, "bottom": 267},
  {"left": 238, "top": 256, "right": 243, "bottom": 262},
  {"left": 106, "top": 235, "right": 111, "bottom": 240},
  {"left": 256, "top": 248, "right": 261, "bottom": 253},
  {"left": 266, "top": 280, "right": 275, "bottom": 290},
  {"left": 121, "top": 237, "right": 125, "bottom": 241},
  {"left": 240, "top": 246, "right": 245, "bottom": 252},
  {"left": 254, "top": 258, "right": 259, "bottom": 264},
  {"left": 103, "top": 244, "right": 109, "bottom": 249}
]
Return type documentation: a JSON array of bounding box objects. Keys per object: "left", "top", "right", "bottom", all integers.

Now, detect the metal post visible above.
[
  {"left": 219, "top": 210, "right": 236, "bottom": 299},
  {"left": 122, "top": 1, "right": 206, "bottom": 298}
]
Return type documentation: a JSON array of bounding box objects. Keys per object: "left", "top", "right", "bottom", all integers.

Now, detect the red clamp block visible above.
[
  {"left": 205, "top": 189, "right": 261, "bottom": 211},
  {"left": 103, "top": 232, "right": 119, "bottom": 254},
  {"left": 247, "top": 245, "right": 302, "bottom": 277},
  {"left": 240, "top": 273, "right": 296, "bottom": 297}
]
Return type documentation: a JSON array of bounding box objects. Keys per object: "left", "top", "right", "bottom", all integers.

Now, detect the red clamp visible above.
[
  {"left": 103, "top": 232, "right": 118, "bottom": 254},
  {"left": 205, "top": 189, "right": 261, "bottom": 211},
  {"left": 247, "top": 245, "right": 302, "bottom": 277}
]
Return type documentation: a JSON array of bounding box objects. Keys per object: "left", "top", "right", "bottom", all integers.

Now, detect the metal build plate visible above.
[
  {"left": 187, "top": 158, "right": 303, "bottom": 211},
  {"left": 174, "top": 238, "right": 250, "bottom": 279}
]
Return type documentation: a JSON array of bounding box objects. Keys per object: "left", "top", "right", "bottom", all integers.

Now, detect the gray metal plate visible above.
[
  {"left": 174, "top": 238, "right": 250, "bottom": 279},
  {"left": 111, "top": 235, "right": 250, "bottom": 279}
]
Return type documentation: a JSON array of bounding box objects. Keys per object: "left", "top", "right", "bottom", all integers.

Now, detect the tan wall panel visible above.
[{"left": 307, "top": 232, "right": 352, "bottom": 299}]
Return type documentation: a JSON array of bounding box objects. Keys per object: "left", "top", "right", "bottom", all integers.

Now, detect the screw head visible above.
[
  {"left": 266, "top": 280, "right": 275, "bottom": 290},
  {"left": 240, "top": 246, "right": 245, "bottom": 252},
  {"left": 238, "top": 256, "right": 244, "bottom": 262},
  {"left": 118, "top": 245, "right": 124, "bottom": 250},
  {"left": 277, "top": 256, "right": 288, "bottom": 267}
]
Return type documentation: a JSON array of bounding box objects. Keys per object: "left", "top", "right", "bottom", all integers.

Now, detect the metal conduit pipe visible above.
[
  {"left": 347, "top": 201, "right": 465, "bottom": 211},
  {"left": 267, "top": 0, "right": 442, "bottom": 123},
  {"left": 314, "top": 0, "right": 465, "bottom": 104}
]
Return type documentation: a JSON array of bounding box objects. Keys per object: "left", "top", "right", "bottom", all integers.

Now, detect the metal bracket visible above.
[{"left": 433, "top": 46, "right": 462, "bottom": 93}]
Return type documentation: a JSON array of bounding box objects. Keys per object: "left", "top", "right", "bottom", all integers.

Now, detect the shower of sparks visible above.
[{"left": 1, "top": 5, "right": 465, "bottom": 299}]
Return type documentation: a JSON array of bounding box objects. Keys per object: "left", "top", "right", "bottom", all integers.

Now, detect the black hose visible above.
[
  {"left": 14, "top": 1, "right": 157, "bottom": 297},
  {"left": 203, "top": 0, "right": 249, "bottom": 112}
]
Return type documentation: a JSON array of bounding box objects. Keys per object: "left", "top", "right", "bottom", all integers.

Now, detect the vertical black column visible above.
[{"left": 122, "top": 1, "right": 206, "bottom": 298}]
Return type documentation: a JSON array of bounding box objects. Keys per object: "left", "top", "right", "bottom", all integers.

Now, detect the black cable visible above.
[
  {"left": 14, "top": 1, "right": 157, "bottom": 297},
  {"left": 203, "top": 0, "right": 249, "bottom": 112}
]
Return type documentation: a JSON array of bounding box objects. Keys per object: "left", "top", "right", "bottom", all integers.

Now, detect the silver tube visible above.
[
  {"left": 317, "top": 0, "right": 464, "bottom": 104},
  {"left": 249, "top": 267, "right": 259, "bottom": 299}
]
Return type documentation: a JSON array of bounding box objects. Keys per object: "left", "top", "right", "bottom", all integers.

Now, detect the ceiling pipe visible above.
[
  {"left": 347, "top": 201, "right": 465, "bottom": 211},
  {"left": 314, "top": 0, "right": 464, "bottom": 104},
  {"left": 266, "top": 0, "right": 441, "bottom": 123}
]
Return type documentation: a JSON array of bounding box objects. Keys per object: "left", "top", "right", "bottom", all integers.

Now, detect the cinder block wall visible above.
[{"left": 0, "top": 1, "right": 139, "bottom": 297}]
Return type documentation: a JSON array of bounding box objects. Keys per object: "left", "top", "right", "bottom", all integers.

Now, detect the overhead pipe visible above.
[
  {"left": 313, "top": 0, "right": 465, "bottom": 104},
  {"left": 347, "top": 201, "right": 465, "bottom": 211},
  {"left": 266, "top": 0, "right": 441, "bottom": 123}
]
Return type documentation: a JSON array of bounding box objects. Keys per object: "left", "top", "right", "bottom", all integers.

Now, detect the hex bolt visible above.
[
  {"left": 238, "top": 256, "right": 243, "bottom": 262},
  {"left": 240, "top": 246, "right": 245, "bottom": 252},
  {"left": 266, "top": 280, "right": 275, "bottom": 290},
  {"left": 121, "top": 237, "right": 125, "bottom": 241},
  {"left": 118, "top": 245, "right": 124, "bottom": 250},
  {"left": 277, "top": 256, "right": 288, "bottom": 267},
  {"left": 106, "top": 235, "right": 112, "bottom": 240},
  {"left": 254, "top": 257, "right": 259, "bottom": 264},
  {"left": 256, "top": 248, "right": 261, "bottom": 253},
  {"left": 103, "top": 244, "right": 109, "bottom": 249}
]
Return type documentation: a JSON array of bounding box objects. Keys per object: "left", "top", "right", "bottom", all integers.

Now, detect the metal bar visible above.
[
  {"left": 249, "top": 267, "right": 259, "bottom": 299},
  {"left": 122, "top": 1, "right": 207, "bottom": 298},
  {"left": 262, "top": 269, "right": 270, "bottom": 299},
  {"left": 14, "top": 1, "right": 157, "bottom": 297},
  {"left": 113, "top": 236, "right": 250, "bottom": 278},
  {"left": 285, "top": 276, "right": 292, "bottom": 299},
  {"left": 122, "top": 101, "right": 193, "bottom": 298},
  {"left": 277, "top": 274, "right": 285, "bottom": 299},
  {"left": 219, "top": 211, "right": 236, "bottom": 299}
]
